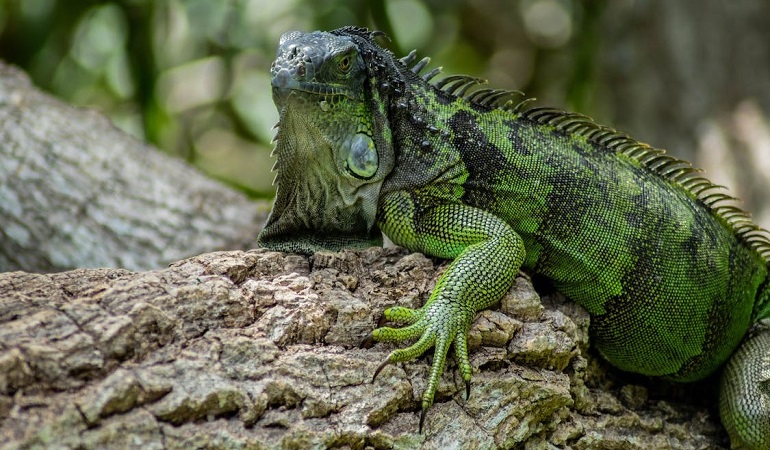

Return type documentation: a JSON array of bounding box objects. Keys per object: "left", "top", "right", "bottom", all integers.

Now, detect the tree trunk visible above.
[
  {"left": 0, "top": 62, "right": 268, "bottom": 273},
  {"left": 0, "top": 249, "right": 727, "bottom": 448}
]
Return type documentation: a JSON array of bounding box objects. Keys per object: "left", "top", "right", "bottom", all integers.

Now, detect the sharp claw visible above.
[
  {"left": 377, "top": 314, "right": 388, "bottom": 327},
  {"left": 372, "top": 356, "right": 391, "bottom": 382},
  {"left": 419, "top": 407, "right": 427, "bottom": 433},
  {"left": 360, "top": 333, "right": 375, "bottom": 349},
  {"left": 466, "top": 380, "right": 471, "bottom": 400}
]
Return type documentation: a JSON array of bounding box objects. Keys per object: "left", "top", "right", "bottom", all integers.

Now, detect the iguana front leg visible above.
[{"left": 372, "top": 191, "right": 525, "bottom": 430}]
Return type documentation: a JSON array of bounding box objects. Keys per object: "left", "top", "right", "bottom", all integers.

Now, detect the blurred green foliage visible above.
[{"left": 0, "top": 0, "right": 604, "bottom": 197}]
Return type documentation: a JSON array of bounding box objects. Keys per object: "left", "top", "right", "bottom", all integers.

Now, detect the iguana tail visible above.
[{"left": 718, "top": 277, "right": 770, "bottom": 449}]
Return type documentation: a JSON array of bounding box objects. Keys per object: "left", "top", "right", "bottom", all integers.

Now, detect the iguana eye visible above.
[
  {"left": 346, "top": 134, "right": 378, "bottom": 179},
  {"left": 338, "top": 55, "right": 352, "bottom": 73}
]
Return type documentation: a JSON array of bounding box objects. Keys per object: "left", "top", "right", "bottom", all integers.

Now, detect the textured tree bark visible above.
[
  {"left": 0, "top": 249, "right": 727, "bottom": 449},
  {"left": 0, "top": 62, "right": 269, "bottom": 273}
]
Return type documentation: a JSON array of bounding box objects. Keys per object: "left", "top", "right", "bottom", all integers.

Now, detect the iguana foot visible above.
[{"left": 370, "top": 302, "right": 475, "bottom": 432}]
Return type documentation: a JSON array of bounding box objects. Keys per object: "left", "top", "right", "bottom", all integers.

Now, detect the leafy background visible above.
[
  {"left": 0, "top": 0, "right": 616, "bottom": 196},
  {"left": 2, "top": 0, "right": 770, "bottom": 225}
]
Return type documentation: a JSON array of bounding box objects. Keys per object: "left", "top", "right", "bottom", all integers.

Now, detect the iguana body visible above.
[{"left": 258, "top": 27, "right": 770, "bottom": 448}]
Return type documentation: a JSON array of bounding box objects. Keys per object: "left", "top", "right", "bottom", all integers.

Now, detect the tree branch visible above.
[
  {"left": 0, "top": 249, "right": 726, "bottom": 448},
  {"left": 0, "top": 62, "right": 268, "bottom": 273}
]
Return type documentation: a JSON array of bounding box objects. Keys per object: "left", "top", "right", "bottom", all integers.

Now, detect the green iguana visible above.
[{"left": 257, "top": 26, "right": 770, "bottom": 448}]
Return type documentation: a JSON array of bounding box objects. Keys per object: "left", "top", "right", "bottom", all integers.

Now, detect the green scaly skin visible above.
[{"left": 258, "top": 26, "right": 770, "bottom": 446}]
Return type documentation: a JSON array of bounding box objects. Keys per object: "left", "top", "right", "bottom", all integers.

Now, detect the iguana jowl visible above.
[{"left": 258, "top": 26, "right": 770, "bottom": 447}]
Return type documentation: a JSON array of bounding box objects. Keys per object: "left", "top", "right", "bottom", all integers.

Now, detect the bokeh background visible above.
[{"left": 2, "top": 0, "right": 770, "bottom": 223}]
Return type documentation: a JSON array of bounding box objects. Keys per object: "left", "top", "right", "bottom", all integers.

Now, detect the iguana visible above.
[{"left": 257, "top": 26, "right": 770, "bottom": 448}]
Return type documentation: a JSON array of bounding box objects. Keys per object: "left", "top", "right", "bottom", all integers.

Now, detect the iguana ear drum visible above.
[{"left": 345, "top": 133, "right": 378, "bottom": 179}]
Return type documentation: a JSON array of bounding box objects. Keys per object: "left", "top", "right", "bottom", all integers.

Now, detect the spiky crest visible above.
[
  {"left": 332, "top": 29, "right": 770, "bottom": 261},
  {"left": 398, "top": 45, "right": 770, "bottom": 261},
  {"left": 518, "top": 106, "right": 770, "bottom": 260}
]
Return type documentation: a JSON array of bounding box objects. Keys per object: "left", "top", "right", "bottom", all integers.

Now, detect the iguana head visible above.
[{"left": 258, "top": 28, "right": 396, "bottom": 254}]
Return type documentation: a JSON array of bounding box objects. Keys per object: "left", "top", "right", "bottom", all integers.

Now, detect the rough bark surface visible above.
[
  {"left": 0, "top": 62, "right": 269, "bottom": 273},
  {"left": 0, "top": 248, "right": 726, "bottom": 449}
]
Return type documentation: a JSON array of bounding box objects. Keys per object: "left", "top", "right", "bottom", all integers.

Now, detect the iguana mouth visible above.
[{"left": 271, "top": 69, "right": 357, "bottom": 100}]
